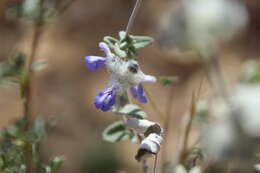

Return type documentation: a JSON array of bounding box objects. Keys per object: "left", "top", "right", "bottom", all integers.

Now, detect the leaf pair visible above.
[
  {"left": 102, "top": 121, "right": 137, "bottom": 143},
  {"left": 103, "top": 104, "right": 147, "bottom": 143}
]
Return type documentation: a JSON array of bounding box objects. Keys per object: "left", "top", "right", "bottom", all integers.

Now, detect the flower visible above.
[
  {"left": 85, "top": 40, "right": 157, "bottom": 112},
  {"left": 85, "top": 56, "right": 106, "bottom": 71},
  {"left": 94, "top": 86, "right": 117, "bottom": 112},
  {"left": 85, "top": 42, "right": 113, "bottom": 71},
  {"left": 131, "top": 84, "right": 148, "bottom": 103}
]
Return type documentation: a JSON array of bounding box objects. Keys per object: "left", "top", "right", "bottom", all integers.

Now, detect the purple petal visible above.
[
  {"left": 99, "top": 42, "right": 112, "bottom": 57},
  {"left": 85, "top": 56, "right": 106, "bottom": 71},
  {"left": 130, "top": 86, "right": 139, "bottom": 99},
  {"left": 130, "top": 84, "right": 147, "bottom": 103}
]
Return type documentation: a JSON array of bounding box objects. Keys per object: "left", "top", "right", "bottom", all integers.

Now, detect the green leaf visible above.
[
  {"left": 131, "top": 35, "right": 154, "bottom": 49},
  {"left": 113, "top": 104, "right": 147, "bottom": 119},
  {"left": 113, "top": 43, "right": 127, "bottom": 58},
  {"left": 43, "top": 165, "right": 52, "bottom": 173},
  {"left": 163, "top": 161, "right": 174, "bottom": 173},
  {"left": 50, "top": 156, "right": 65, "bottom": 172},
  {"left": 42, "top": 156, "right": 65, "bottom": 173},
  {"left": 159, "top": 76, "right": 178, "bottom": 86},
  {"left": 32, "top": 60, "right": 47, "bottom": 72},
  {"left": 119, "top": 31, "right": 127, "bottom": 40},
  {"left": 193, "top": 101, "right": 208, "bottom": 123},
  {"left": 0, "top": 52, "right": 26, "bottom": 86},
  {"left": 28, "top": 117, "right": 46, "bottom": 143},
  {"left": 241, "top": 60, "right": 260, "bottom": 83},
  {"left": 103, "top": 36, "right": 118, "bottom": 48},
  {"left": 102, "top": 121, "right": 135, "bottom": 143}
]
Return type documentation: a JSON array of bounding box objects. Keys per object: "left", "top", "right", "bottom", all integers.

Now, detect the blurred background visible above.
[{"left": 0, "top": 0, "right": 259, "bottom": 172}]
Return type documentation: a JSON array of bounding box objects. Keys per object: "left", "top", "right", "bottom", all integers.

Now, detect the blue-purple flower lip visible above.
[
  {"left": 130, "top": 84, "right": 147, "bottom": 103},
  {"left": 94, "top": 87, "right": 117, "bottom": 112},
  {"left": 85, "top": 42, "right": 112, "bottom": 71},
  {"left": 85, "top": 56, "right": 106, "bottom": 71}
]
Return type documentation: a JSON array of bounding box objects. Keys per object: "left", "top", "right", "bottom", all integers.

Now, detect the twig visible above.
[
  {"left": 142, "top": 159, "right": 149, "bottom": 173},
  {"left": 199, "top": 53, "right": 231, "bottom": 107},
  {"left": 178, "top": 91, "right": 197, "bottom": 164},
  {"left": 178, "top": 78, "right": 204, "bottom": 165},
  {"left": 125, "top": 0, "right": 143, "bottom": 35},
  {"left": 161, "top": 86, "right": 175, "bottom": 172},
  {"left": 23, "top": 1, "right": 45, "bottom": 173}
]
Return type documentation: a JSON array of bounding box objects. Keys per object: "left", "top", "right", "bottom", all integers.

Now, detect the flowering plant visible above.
[{"left": 85, "top": 33, "right": 156, "bottom": 112}]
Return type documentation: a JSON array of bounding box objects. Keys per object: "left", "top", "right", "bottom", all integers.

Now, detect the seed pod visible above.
[{"left": 135, "top": 133, "right": 163, "bottom": 161}]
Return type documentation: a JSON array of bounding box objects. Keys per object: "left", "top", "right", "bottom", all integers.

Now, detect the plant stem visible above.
[
  {"left": 178, "top": 91, "right": 196, "bottom": 164},
  {"left": 23, "top": 1, "right": 45, "bottom": 173},
  {"left": 161, "top": 86, "right": 174, "bottom": 172},
  {"left": 153, "top": 154, "right": 158, "bottom": 173},
  {"left": 123, "top": 1, "right": 150, "bottom": 172},
  {"left": 142, "top": 159, "right": 149, "bottom": 173},
  {"left": 24, "top": 22, "right": 43, "bottom": 130},
  {"left": 119, "top": 92, "right": 149, "bottom": 173},
  {"left": 125, "top": 0, "right": 143, "bottom": 35}
]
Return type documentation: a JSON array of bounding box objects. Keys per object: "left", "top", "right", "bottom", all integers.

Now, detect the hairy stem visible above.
[
  {"left": 125, "top": 0, "right": 143, "bottom": 35},
  {"left": 123, "top": 0, "right": 150, "bottom": 172}
]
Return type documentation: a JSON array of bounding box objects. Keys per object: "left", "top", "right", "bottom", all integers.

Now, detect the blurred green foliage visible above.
[
  {"left": 0, "top": 117, "right": 64, "bottom": 173},
  {"left": 159, "top": 76, "right": 178, "bottom": 86}
]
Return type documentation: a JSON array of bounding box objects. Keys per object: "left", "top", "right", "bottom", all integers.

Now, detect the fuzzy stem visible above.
[
  {"left": 125, "top": 0, "right": 143, "bottom": 35},
  {"left": 123, "top": 1, "right": 150, "bottom": 172}
]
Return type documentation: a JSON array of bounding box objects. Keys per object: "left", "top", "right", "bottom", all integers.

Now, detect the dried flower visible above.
[{"left": 135, "top": 133, "right": 163, "bottom": 161}]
